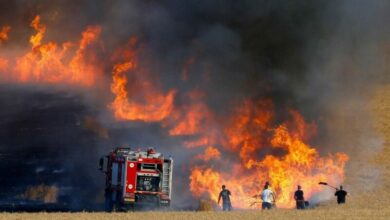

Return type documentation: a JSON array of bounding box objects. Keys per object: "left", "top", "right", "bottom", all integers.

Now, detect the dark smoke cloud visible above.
[{"left": 0, "top": 0, "right": 388, "bottom": 209}]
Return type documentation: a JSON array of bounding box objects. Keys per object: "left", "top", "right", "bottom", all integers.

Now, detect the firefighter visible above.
[
  {"left": 335, "top": 185, "right": 347, "bottom": 204},
  {"left": 294, "top": 185, "right": 305, "bottom": 210},
  {"left": 218, "top": 185, "right": 232, "bottom": 211},
  {"left": 261, "top": 184, "right": 275, "bottom": 210}
]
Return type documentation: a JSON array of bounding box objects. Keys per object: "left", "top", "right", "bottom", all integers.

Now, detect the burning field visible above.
[{"left": 0, "top": 0, "right": 389, "bottom": 217}]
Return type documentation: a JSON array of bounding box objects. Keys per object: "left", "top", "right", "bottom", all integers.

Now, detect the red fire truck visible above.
[{"left": 99, "top": 147, "right": 173, "bottom": 211}]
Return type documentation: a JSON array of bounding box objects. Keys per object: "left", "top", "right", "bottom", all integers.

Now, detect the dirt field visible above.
[{"left": 0, "top": 85, "right": 389, "bottom": 219}]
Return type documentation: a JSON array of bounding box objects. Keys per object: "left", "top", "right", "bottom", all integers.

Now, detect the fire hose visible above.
[{"left": 319, "top": 182, "right": 338, "bottom": 190}]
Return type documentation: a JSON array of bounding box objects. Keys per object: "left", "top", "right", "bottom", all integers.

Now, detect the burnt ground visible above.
[{"left": 0, "top": 85, "right": 106, "bottom": 211}]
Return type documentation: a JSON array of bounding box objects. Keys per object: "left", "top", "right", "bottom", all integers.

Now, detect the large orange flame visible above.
[
  {"left": 0, "top": 16, "right": 102, "bottom": 86},
  {"left": 189, "top": 99, "right": 348, "bottom": 209},
  {"left": 109, "top": 38, "right": 176, "bottom": 122}
]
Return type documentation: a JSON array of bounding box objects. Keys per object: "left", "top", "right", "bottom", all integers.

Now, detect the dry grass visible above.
[
  {"left": 20, "top": 184, "right": 59, "bottom": 203},
  {"left": 1, "top": 85, "right": 389, "bottom": 219},
  {"left": 0, "top": 208, "right": 389, "bottom": 220}
]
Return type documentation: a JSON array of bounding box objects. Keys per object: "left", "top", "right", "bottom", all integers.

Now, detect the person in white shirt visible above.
[{"left": 261, "top": 184, "right": 275, "bottom": 210}]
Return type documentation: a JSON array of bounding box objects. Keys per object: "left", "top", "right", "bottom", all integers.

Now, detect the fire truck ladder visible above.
[{"left": 162, "top": 160, "right": 172, "bottom": 198}]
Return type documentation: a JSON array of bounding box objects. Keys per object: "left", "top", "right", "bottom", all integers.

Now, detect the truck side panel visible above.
[{"left": 125, "top": 161, "right": 137, "bottom": 195}]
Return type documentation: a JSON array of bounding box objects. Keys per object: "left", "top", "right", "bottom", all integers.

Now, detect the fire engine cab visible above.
[{"left": 99, "top": 147, "right": 173, "bottom": 211}]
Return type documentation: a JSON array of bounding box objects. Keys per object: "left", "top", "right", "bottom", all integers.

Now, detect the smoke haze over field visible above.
[{"left": 0, "top": 0, "right": 388, "bottom": 209}]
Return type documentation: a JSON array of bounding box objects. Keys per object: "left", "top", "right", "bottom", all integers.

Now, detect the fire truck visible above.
[{"left": 99, "top": 147, "right": 173, "bottom": 211}]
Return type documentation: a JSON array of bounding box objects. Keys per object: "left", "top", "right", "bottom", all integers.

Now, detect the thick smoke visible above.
[
  {"left": 302, "top": 0, "right": 390, "bottom": 195},
  {"left": 0, "top": 0, "right": 388, "bottom": 210}
]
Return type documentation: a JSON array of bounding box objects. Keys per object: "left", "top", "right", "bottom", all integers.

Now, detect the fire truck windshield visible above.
[{"left": 136, "top": 176, "right": 160, "bottom": 192}]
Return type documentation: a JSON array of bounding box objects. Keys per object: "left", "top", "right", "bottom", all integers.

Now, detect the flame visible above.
[
  {"left": 189, "top": 99, "right": 348, "bottom": 209},
  {"left": 0, "top": 25, "right": 10, "bottom": 44},
  {"left": 224, "top": 99, "right": 274, "bottom": 166},
  {"left": 169, "top": 90, "right": 211, "bottom": 136},
  {"left": 110, "top": 38, "right": 176, "bottom": 122},
  {"left": 29, "top": 15, "right": 46, "bottom": 48},
  {"left": 68, "top": 25, "right": 102, "bottom": 85},
  {"left": 184, "top": 136, "right": 214, "bottom": 148},
  {"left": 195, "top": 146, "right": 221, "bottom": 161},
  {"left": 166, "top": 89, "right": 220, "bottom": 148},
  {"left": 0, "top": 16, "right": 102, "bottom": 86}
]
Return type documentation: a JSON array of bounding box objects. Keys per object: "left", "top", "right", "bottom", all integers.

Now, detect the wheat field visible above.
[
  {"left": 0, "top": 207, "right": 390, "bottom": 220},
  {"left": 1, "top": 85, "right": 389, "bottom": 219}
]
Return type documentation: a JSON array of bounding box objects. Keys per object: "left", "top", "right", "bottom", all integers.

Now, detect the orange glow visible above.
[
  {"left": 110, "top": 39, "right": 176, "bottom": 122},
  {"left": 169, "top": 101, "right": 207, "bottom": 136},
  {"left": 0, "top": 58, "right": 8, "bottom": 72},
  {"left": 165, "top": 89, "right": 220, "bottom": 148},
  {"left": 181, "top": 57, "right": 196, "bottom": 81},
  {"left": 184, "top": 136, "right": 214, "bottom": 148},
  {"left": 189, "top": 99, "right": 348, "bottom": 209},
  {"left": 169, "top": 90, "right": 211, "bottom": 136},
  {"left": 0, "top": 25, "right": 10, "bottom": 43},
  {"left": 0, "top": 25, "right": 10, "bottom": 72}
]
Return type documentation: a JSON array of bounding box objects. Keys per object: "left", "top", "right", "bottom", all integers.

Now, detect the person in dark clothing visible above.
[
  {"left": 335, "top": 185, "right": 347, "bottom": 204},
  {"left": 218, "top": 185, "right": 232, "bottom": 211},
  {"left": 294, "top": 185, "right": 305, "bottom": 209}
]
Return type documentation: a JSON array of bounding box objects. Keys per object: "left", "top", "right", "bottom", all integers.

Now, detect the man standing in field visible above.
[
  {"left": 335, "top": 185, "right": 347, "bottom": 204},
  {"left": 218, "top": 185, "right": 232, "bottom": 211},
  {"left": 261, "top": 184, "right": 275, "bottom": 210},
  {"left": 294, "top": 185, "right": 305, "bottom": 209}
]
